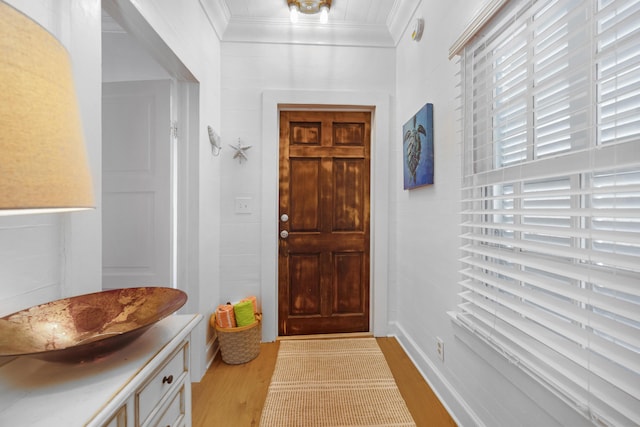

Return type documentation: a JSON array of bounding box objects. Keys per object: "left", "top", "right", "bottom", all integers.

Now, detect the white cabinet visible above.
[
  {"left": 152, "top": 382, "right": 187, "bottom": 427},
  {"left": 0, "top": 314, "right": 202, "bottom": 427},
  {"left": 136, "top": 341, "right": 188, "bottom": 427}
]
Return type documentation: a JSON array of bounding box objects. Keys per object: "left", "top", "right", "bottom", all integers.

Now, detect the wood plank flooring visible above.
[{"left": 191, "top": 337, "right": 456, "bottom": 427}]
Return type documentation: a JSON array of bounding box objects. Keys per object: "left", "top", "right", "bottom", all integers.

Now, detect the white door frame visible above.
[{"left": 261, "top": 90, "right": 391, "bottom": 342}]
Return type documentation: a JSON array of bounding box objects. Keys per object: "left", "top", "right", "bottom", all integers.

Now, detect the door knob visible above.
[
  {"left": 280, "top": 213, "right": 289, "bottom": 222},
  {"left": 280, "top": 230, "right": 289, "bottom": 239}
]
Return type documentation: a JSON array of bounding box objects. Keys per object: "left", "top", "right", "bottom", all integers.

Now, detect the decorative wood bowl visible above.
[{"left": 0, "top": 287, "right": 187, "bottom": 362}]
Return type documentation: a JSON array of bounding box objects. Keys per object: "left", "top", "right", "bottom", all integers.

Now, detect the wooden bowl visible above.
[{"left": 0, "top": 287, "right": 187, "bottom": 362}]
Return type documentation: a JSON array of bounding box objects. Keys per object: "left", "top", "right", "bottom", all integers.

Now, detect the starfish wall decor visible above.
[{"left": 229, "top": 138, "right": 252, "bottom": 163}]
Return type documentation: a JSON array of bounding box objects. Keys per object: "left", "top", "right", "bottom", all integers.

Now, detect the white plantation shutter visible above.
[{"left": 454, "top": 0, "right": 640, "bottom": 425}]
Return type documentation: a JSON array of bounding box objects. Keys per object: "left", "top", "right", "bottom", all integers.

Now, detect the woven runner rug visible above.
[{"left": 259, "top": 338, "right": 416, "bottom": 427}]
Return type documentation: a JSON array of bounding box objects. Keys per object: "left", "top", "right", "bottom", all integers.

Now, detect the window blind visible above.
[{"left": 454, "top": 0, "right": 640, "bottom": 425}]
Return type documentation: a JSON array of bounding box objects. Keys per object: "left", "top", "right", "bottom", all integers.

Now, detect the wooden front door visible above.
[{"left": 278, "top": 110, "right": 371, "bottom": 336}]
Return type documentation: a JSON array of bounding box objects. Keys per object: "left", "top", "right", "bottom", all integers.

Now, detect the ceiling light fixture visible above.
[{"left": 287, "top": 0, "right": 332, "bottom": 24}]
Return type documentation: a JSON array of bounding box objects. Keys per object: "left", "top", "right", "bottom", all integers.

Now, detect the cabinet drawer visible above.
[
  {"left": 136, "top": 342, "right": 187, "bottom": 426},
  {"left": 155, "top": 383, "right": 185, "bottom": 427}
]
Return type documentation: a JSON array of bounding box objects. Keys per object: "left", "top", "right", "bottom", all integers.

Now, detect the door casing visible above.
[{"left": 260, "top": 90, "right": 392, "bottom": 342}]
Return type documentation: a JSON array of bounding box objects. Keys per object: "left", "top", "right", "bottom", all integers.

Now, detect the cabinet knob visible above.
[{"left": 162, "top": 374, "right": 173, "bottom": 384}]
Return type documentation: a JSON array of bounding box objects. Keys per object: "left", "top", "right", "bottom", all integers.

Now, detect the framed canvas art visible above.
[{"left": 402, "top": 103, "right": 434, "bottom": 189}]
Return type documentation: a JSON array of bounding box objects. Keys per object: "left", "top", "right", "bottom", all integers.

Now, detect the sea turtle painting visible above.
[{"left": 402, "top": 103, "right": 434, "bottom": 189}]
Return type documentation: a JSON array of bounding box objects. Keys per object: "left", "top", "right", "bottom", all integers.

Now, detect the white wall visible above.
[
  {"left": 102, "top": 31, "right": 171, "bottom": 83},
  {"left": 218, "top": 42, "right": 395, "bottom": 340},
  {"left": 392, "top": 1, "right": 589, "bottom": 426}
]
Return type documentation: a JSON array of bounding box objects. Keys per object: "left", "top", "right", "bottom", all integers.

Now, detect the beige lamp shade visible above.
[{"left": 0, "top": 2, "right": 94, "bottom": 215}]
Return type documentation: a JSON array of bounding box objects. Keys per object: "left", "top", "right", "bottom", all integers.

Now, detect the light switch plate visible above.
[{"left": 235, "top": 197, "right": 252, "bottom": 214}]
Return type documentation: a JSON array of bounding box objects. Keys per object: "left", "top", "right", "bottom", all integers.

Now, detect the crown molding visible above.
[
  {"left": 387, "top": 0, "right": 421, "bottom": 45},
  {"left": 201, "top": 0, "right": 416, "bottom": 48},
  {"left": 199, "top": 0, "right": 231, "bottom": 40},
  {"left": 222, "top": 18, "right": 395, "bottom": 47}
]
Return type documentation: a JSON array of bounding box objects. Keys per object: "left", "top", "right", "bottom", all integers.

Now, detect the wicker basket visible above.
[{"left": 214, "top": 313, "right": 262, "bottom": 364}]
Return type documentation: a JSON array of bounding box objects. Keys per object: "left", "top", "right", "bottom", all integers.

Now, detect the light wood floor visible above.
[{"left": 191, "top": 337, "right": 456, "bottom": 427}]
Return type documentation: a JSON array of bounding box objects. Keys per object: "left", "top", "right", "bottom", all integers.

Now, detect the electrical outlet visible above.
[{"left": 436, "top": 337, "right": 444, "bottom": 362}]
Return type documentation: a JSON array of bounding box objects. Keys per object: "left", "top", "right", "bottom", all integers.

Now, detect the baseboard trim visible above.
[
  {"left": 389, "top": 321, "right": 484, "bottom": 427},
  {"left": 277, "top": 332, "right": 374, "bottom": 341},
  {"left": 204, "top": 336, "right": 219, "bottom": 371}
]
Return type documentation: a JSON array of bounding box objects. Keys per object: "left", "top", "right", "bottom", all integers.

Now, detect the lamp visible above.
[
  {"left": 287, "top": 0, "right": 332, "bottom": 24},
  {"left": 0, "top": 2, "right": 94, "bottom": 215}
]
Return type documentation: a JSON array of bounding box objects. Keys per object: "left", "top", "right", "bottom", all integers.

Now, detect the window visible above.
[{"left": 453, "top": 0, "right": 640, "bottom": 425}]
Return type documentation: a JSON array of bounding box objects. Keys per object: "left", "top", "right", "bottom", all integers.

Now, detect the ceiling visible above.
[{"left": 200, "top": 0, "right": 422, "bottom": 47}]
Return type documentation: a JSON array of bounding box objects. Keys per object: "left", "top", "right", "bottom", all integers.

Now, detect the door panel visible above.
[
  {"left": 102, "top": 80, "right": 171, "bottom": 289},
  {"left": 289, "top": 254, "right": 321, "bottom": 315},
  {"left": 333, "top": 252, "right": 365, "bottom": 313},
  {"left": 333, "top": 159, "right": 365, "bottom": 231},
  {"left": 290, "top": 159, "right": 320, "bottom": 231},
  {"left": 279, "top": 110, "right": 371, "bottom": 336}
]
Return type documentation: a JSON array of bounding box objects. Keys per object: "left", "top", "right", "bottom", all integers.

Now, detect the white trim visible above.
[
  {"left": 390, "top": 321, "right": 484, "bottom": 427},
  {"left": 448, "top": 0, "right": 510, "bottom": 59},
  {"left": 261, "top": 90, "right": 391, "bottom": 342},
  {"left": 198, "top": 0, "right": 230, "bottom": 41},
  {"left": 199, "top": 0, "right": 421, "bottom": 47}
]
